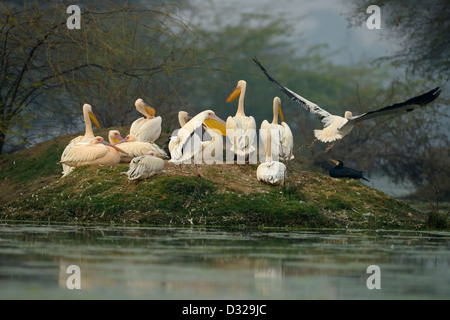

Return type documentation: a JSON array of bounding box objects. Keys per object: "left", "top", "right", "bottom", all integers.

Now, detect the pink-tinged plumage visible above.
[
  {"left": 61, "top": 104, "right": 101, "bottom": 177},
  {"left": 60, "top": 136, "right": 125, "bottom": 167}
]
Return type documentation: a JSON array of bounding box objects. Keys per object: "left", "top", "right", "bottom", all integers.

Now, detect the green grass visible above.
[
  {"left": 0, "top": 143, "right": 63, "bottom": 183},
  {"left": 0, "top": 131, "right": 440, "bottom": 230}
]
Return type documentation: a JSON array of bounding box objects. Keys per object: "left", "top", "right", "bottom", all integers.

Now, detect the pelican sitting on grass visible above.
[
  {"left": 123, "top": 152, "right": 165, "bottom": 180},
  {"left": 253, "top": 58, "right": 441, "bottom": 152},
  {"left": 60, "top": 136, "right": 127, "bottom": 167},
  {"left": 109, "top": 130, "right": 167, "bottom": 162},
  {"left": 256, "top": 128, "right": 286, "bottom": 186},
  {"left": 61, "top": 103, "right": 101, "bottom": 177}
]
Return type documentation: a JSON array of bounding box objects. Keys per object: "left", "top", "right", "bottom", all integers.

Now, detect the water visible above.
[{"left": 0, "top": 222, "right": 449, "bottom": 300}]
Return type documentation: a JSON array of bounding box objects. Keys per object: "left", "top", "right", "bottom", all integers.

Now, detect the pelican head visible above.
[
  {"left": 344, "top": 111, "right": 353, "bottom": 119},
  {"left": 178, "top": 111, "right": 192, "bottom": 127},
  {"left": 226, "top": 80, "right": 246, "bottom": 103},
  {"left": 83, "top": 103, "right": 101, "bottom": 130},
  {"left": 204, "top": 110, "right": 227, "bottom": 136},
  {"left": 108, "top": 130, "right": 124, "bottom": 144},
  {"left": 92, "top": 136, "right": 128, "bottom": 155},
  {"left": 135, "top": 98, "right": 156, "bottom": 118},
  {"left": 273, "top": 96, "right": 284, "bottom": 124},
  {"left": 116, "top": 134, "right": 137, "bottom": 144}
]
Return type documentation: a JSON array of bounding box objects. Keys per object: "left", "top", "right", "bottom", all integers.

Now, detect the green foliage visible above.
[{"left": 0, "top": 143, "right": 62, "bottom": 183}]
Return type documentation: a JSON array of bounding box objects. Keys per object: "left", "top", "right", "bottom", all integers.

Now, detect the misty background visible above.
[{"left": 1, "top": 0, "right": 449, "bottom": 201}]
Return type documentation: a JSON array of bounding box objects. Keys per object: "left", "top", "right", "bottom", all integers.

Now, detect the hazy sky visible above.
[{"left": 188, "top": 0, "right": 398, "bottom": 66}]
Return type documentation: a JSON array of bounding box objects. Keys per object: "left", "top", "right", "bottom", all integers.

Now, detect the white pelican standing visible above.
[
  {"left": 169, "top": 110, "right": 226, "bottom": 177},
  {"left": 253, "top": 58, "right": 441, "bottom": 152},
  {"left": 60, "top": 136, "right": 127, "bottom": 167},
  {"left": 110, "top": 131, "right": 167, "bottom": 161},
  {"left": 123, "top": 152, "right": 165, "bottom": 181},
  {"left": 260, "top": 97, "right": 294, "bottom": 161},
  {"left": 130, "top": 98, "right": 162, "bottom": 143},
  {"left": 61, "top": 103, "right": 101, "bottom": 177},
  {"left": 225, "top": 80, "right": 257, "bottom": 159},
  {"left": 257, "top": 129, "right": 286, "bottom": 185}
]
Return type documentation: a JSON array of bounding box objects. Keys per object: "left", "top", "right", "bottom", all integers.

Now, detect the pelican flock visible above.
[{"left": 59, "top": 59, "right": 442, "bottom": 188}]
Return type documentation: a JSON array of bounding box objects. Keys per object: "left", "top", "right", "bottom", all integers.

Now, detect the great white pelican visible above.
[{"left": 253, "top": 57, "right": 441, "bottom": 152}]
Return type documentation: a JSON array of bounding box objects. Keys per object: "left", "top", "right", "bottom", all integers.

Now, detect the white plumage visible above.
[
  {"left": 61, "top": 104, "right": 101, "bottom": 177},
  {"left": 260, "top": 97, "right": 294, "bottom": 161},
  {"left": 253, "top": 58, "right": 441, "bottom": 152},
  {"left": 115, "top": 133, "right": 167, "bottom": 161},
  {"left": 169, "top": 110, "right": 226, "bottom": 176},
  {"left": 256, "top": 125, "right": 287, "bottom": 186},
  {"left": 60, "top": 136, "right": 125, "bottom": 167},
  {"left": 225, "top": 80, "right": 257, "bottom": 158},
  {"left": 130, "top": 98, "right": 162, "bottom": 143},
  {"left": 256, "top": 160, "right": 286, "bottom": 185},
  {"left": 124, "top": 152, "right": 165, "bottom": 180}
]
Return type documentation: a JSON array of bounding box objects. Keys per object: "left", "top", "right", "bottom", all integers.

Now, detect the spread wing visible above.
[
  {"left": 253, "top": 57, "right": 332, "bottom": 126},
  {"left": 347, "top": 87, "right": 441, "bottom": 124}
]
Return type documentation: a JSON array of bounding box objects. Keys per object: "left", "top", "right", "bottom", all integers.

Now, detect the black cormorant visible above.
[{"left": 329, "top": 160, "right": 369, "bottom": 182}]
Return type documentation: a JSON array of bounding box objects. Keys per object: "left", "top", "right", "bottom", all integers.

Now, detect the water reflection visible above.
[{"left": 0, "top": 222, "right": 449, "bottom": 299}]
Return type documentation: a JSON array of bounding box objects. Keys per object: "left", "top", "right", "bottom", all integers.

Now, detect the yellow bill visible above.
[
  {"left": 89, "top": 112, "right": 101, "bottom": 130},
  {"left": 204, "top": 116, "right": 227, "bottom": 136},
  {"left": 144, "top": 105, "right": 156, "bottom": 118},
  {"left": 278, "top": 104, "right": 285, "bottom": 123},
  {"left": 330, "top": 159, "right": 339, "bottom": 165},
  {"left": 226, "top": 87, "right": 241, "bottom": 103}
]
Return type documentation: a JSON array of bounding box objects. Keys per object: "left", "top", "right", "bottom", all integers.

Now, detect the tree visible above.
[
  {"left": 0, "top": 0, "right": 209, "bottom": 153},
  {"left": 346, "top": 0, "right": 450, "bottom": 80}
]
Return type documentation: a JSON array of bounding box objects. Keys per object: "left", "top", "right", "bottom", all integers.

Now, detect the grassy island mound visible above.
[{"left": 0, "top": 127, "right": 435, "bottom": 230}]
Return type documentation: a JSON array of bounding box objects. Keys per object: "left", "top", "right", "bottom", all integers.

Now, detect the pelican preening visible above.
[
  {"left": 226, "top": 80, "right": 257, "bottom": 159},
  {"left": 329, "top": 160, "right": 369, "bottom": 182},
  {"left": 260, "top": 97, "right": 294, "bottom": 161},
  {"left": 60, "top": 136, "right": 127, "bottom": 167},
  {"left": 169, "top": 110, "right": 226, "bottom": 177},
  {"left": 253, "top": 57, "right": 441, "bottom": 152},
  {"left": 130, "top": 98, "right": 162, "bottom": 143},
  {"left": 123, "top": 152, "right": 165, "bottom": 181},
  {"left": 60, "top": 104, "right": 101, "bottom": 177},
  {"left": 257, "top": 124, "right": 286, "bottom": 185}
]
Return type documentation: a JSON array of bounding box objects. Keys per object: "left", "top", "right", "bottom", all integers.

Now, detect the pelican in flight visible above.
[
  {"left": 253, "top": 58, "right": 441, "bottom": 152},
  {"left": 260, "top": 97, "right": 294, "bottom": 161},
  {"left": 226, "top": 80, "right": 257, "bottom": 160},
  {"left": 123, "top": 152, "right": 165, "bottom": 181},
  {"left": 109, "top": 130, "right": 167, "bottom": 161},
  {"left": 130, "top": 98, "right": 162, "bottom": 143},
  {"left": 60, "top": 136, "right": 127, "bottom": 167},
  {"left": 61, "top": 103, "right": 101, "bottom": 177},
  {"left": 169, "top": 110, "right": 226, "bottom": 177},
  {"left": 257, "top": 127, "right": 286, "bottom": 186}
]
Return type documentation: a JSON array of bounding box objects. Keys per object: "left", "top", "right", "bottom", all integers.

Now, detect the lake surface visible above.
[{"left": 0, "top": 222, "right": 449, "bottom": 300}]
